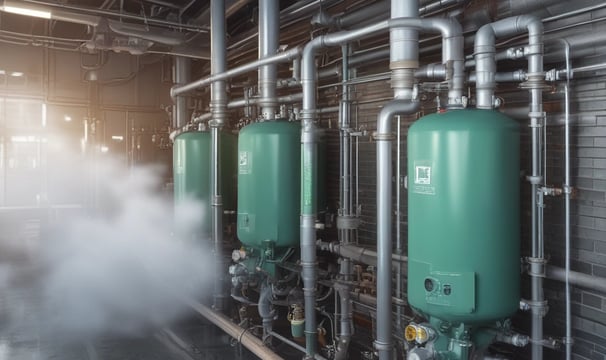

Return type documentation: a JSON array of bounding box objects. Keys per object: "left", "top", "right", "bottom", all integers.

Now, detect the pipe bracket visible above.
[{"left": 528, "top": 111, "right": 545, "bottom": 124}]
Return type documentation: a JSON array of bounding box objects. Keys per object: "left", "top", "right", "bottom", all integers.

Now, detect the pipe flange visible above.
[
  {"left": 519, "top": 73, "right": 550, "bottom": 91},
  {"left": 528, "top": 113, "right": 545, "bottom": 128},
  {"left": 211, "top": 195, "right": 223, "bottom": 207},
  {"left": 527, "top": 257, "right": 547, "bottom": 277},
  {"left": 526, "top": 175, "right": 543, "bottom": 185},
  {"left": 526, "top": 299, "right": 549, "bottom": 316},
  {"left": 372, "top": 132, "right": 396, "bottom": 141},
  {"left": 373, "top": 340, "right": 393, "bottom": 351}
]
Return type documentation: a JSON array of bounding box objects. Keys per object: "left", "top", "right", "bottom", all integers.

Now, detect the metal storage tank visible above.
[
  {"left": 407, "top": 109, "right": 520, "bottom": 325},
  {"left": 173, "top": 131, "right": 237, "bottom": 238},
  {"left": 237, "top": 120, "right": 301, "bottom": 251}
]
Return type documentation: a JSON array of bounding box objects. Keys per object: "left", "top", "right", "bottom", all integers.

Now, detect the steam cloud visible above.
[{"left": 0, "top": 157, "right": 214, "bottom": 340}]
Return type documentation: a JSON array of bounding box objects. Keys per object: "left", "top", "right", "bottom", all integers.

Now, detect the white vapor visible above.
[{"left": 4, "top": 158, "right": 214, "bottom": 339}]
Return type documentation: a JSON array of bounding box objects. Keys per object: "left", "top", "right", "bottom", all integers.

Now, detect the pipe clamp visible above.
[
  {"left": 372, "top": 132, "right": 395, "bottom": 141},
  {"left": 527, "top": 257, "right": 547, "bottom": 277}
]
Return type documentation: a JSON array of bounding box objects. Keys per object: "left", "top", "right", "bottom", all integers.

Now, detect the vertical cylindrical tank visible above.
[
  {"left": 407, "top": 109, "right": 520, "bottom": 324},
  {"left": 237, "top": 120, "right": 301, "bottom": 250},
  {"left": 173, "top": 131, "right": 237, "bottom": 238}
]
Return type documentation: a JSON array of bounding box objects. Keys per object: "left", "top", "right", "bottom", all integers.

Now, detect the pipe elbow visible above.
[
  {"left": 515, "top": 15, "right": 543, "bottom": 35},
  {"left": 376, "top": 100, "right": 420, "bottom": 135},
  {"left": 474, "top": 24, "right": 496, "bottom": 54},
  {"left": 431, "top": 18, "right": 463, "bottom": 40}
]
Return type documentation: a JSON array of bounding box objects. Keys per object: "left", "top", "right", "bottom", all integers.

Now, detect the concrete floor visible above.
[{"left": 0, "top": 209, "right": 255, "bottom": 360}]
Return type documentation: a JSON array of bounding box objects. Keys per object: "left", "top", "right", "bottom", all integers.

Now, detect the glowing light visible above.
[
  {"left": 111, "top": 135, "right": 124, "bottom": 141},
  {"left": 2, "top": 6, "right": 51, "bottom": 19},
  {"left": 42, "top": 103, "right": 47, "bottom": 127},
  {"left": 10, "top": 71, "right": 24, "bottom": 77},
  {"left": 100, "top": 145, "right": 109, "bottom": 153},
  {"left": 11, "top": 135, "right": 38, "bottom": 143},
  {"left": 64, "top": 115, "right": 72, "bottom": 122}
]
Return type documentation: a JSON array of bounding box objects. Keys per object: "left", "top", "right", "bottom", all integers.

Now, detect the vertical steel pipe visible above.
[
  {"left": 210, "top": 0, "right": 228, "bottom": 312},
  {"left": 173, "top": 56, "right": 191, "bottom": 128},
  {"left": 375, "top": 101, "right": 419, "bottom": 360},
  {"left": 474, "top": 15, "right": 545, "bottom": 359},
  {"left": 301, "top": 19, "right": 390, "bottom": 359},
  {"left": 259, "top": 0, "right": 279, "bottom": 120},
  {"left": 335, "top": 44, "right": 353, "bottom": 360},
  {"left": 561, "top": 39, "right": 573, "bottom": 360}
]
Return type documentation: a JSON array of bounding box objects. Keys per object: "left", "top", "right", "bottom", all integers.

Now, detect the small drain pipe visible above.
[
  {"left": 474, "top": 15, "right": 545, "bottom": 360},
  {"left": 258, "top": 282, "right": 275, "bottom": 342},
  {"left": 210, "top": 0, "right": 228, "bottom": 312}
]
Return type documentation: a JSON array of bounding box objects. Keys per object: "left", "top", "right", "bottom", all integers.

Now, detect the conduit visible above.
[{"left": 210, "top": 0, "right": 228, "bottom": 311}]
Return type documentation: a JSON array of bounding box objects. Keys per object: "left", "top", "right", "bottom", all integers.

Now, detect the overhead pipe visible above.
[
  {"left": 210, "top": 0, "right": 228, "bottom": 312},
  {"left": 173, "top": 57, "right": 191, "bottom": 129},
  {"left": 171, "top": 47, "right": 302, "bottom": 97},
  {"left": 17, "top": 0, "right": 208, "bottom": 32},
  {"left": 474, "top": 15, "right": 545, "bottom": 360}
]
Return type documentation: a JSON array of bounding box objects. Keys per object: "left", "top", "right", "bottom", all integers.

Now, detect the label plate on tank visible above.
[
  {"left": 239, "top": 151, "right": 252, "bottom": 174},
  {"left": 412, "top": 162, "right": 435, "bottom": 195}
]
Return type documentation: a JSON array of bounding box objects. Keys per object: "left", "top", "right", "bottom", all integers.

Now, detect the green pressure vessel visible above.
[
  {"left": 173, "top": 131, "right": 237, "bottom": 237},
  {"left": 237, "top": 120, "right": 301, "bottom": 250},
  {"left": 407, "top": 109, "right": 520, "bottom": 325}
]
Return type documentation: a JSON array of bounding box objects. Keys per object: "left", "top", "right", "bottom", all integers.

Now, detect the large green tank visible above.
[
  {"left": 407, "top": 109, "right": 520, "bottom": 326},
  {"left": 173, "top": 131, "right": 237, "bottom": 238},
  {"left": 237, "top": 120, "right": 301, "bottom": 251}
]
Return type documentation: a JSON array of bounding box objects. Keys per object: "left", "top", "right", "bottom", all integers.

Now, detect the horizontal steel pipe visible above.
[
  {"left": 184, "top": 298, "right": 284, "bottom": 360},
  {"left": 171, "top": 46, "right": 303, "bottom": 97}
]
